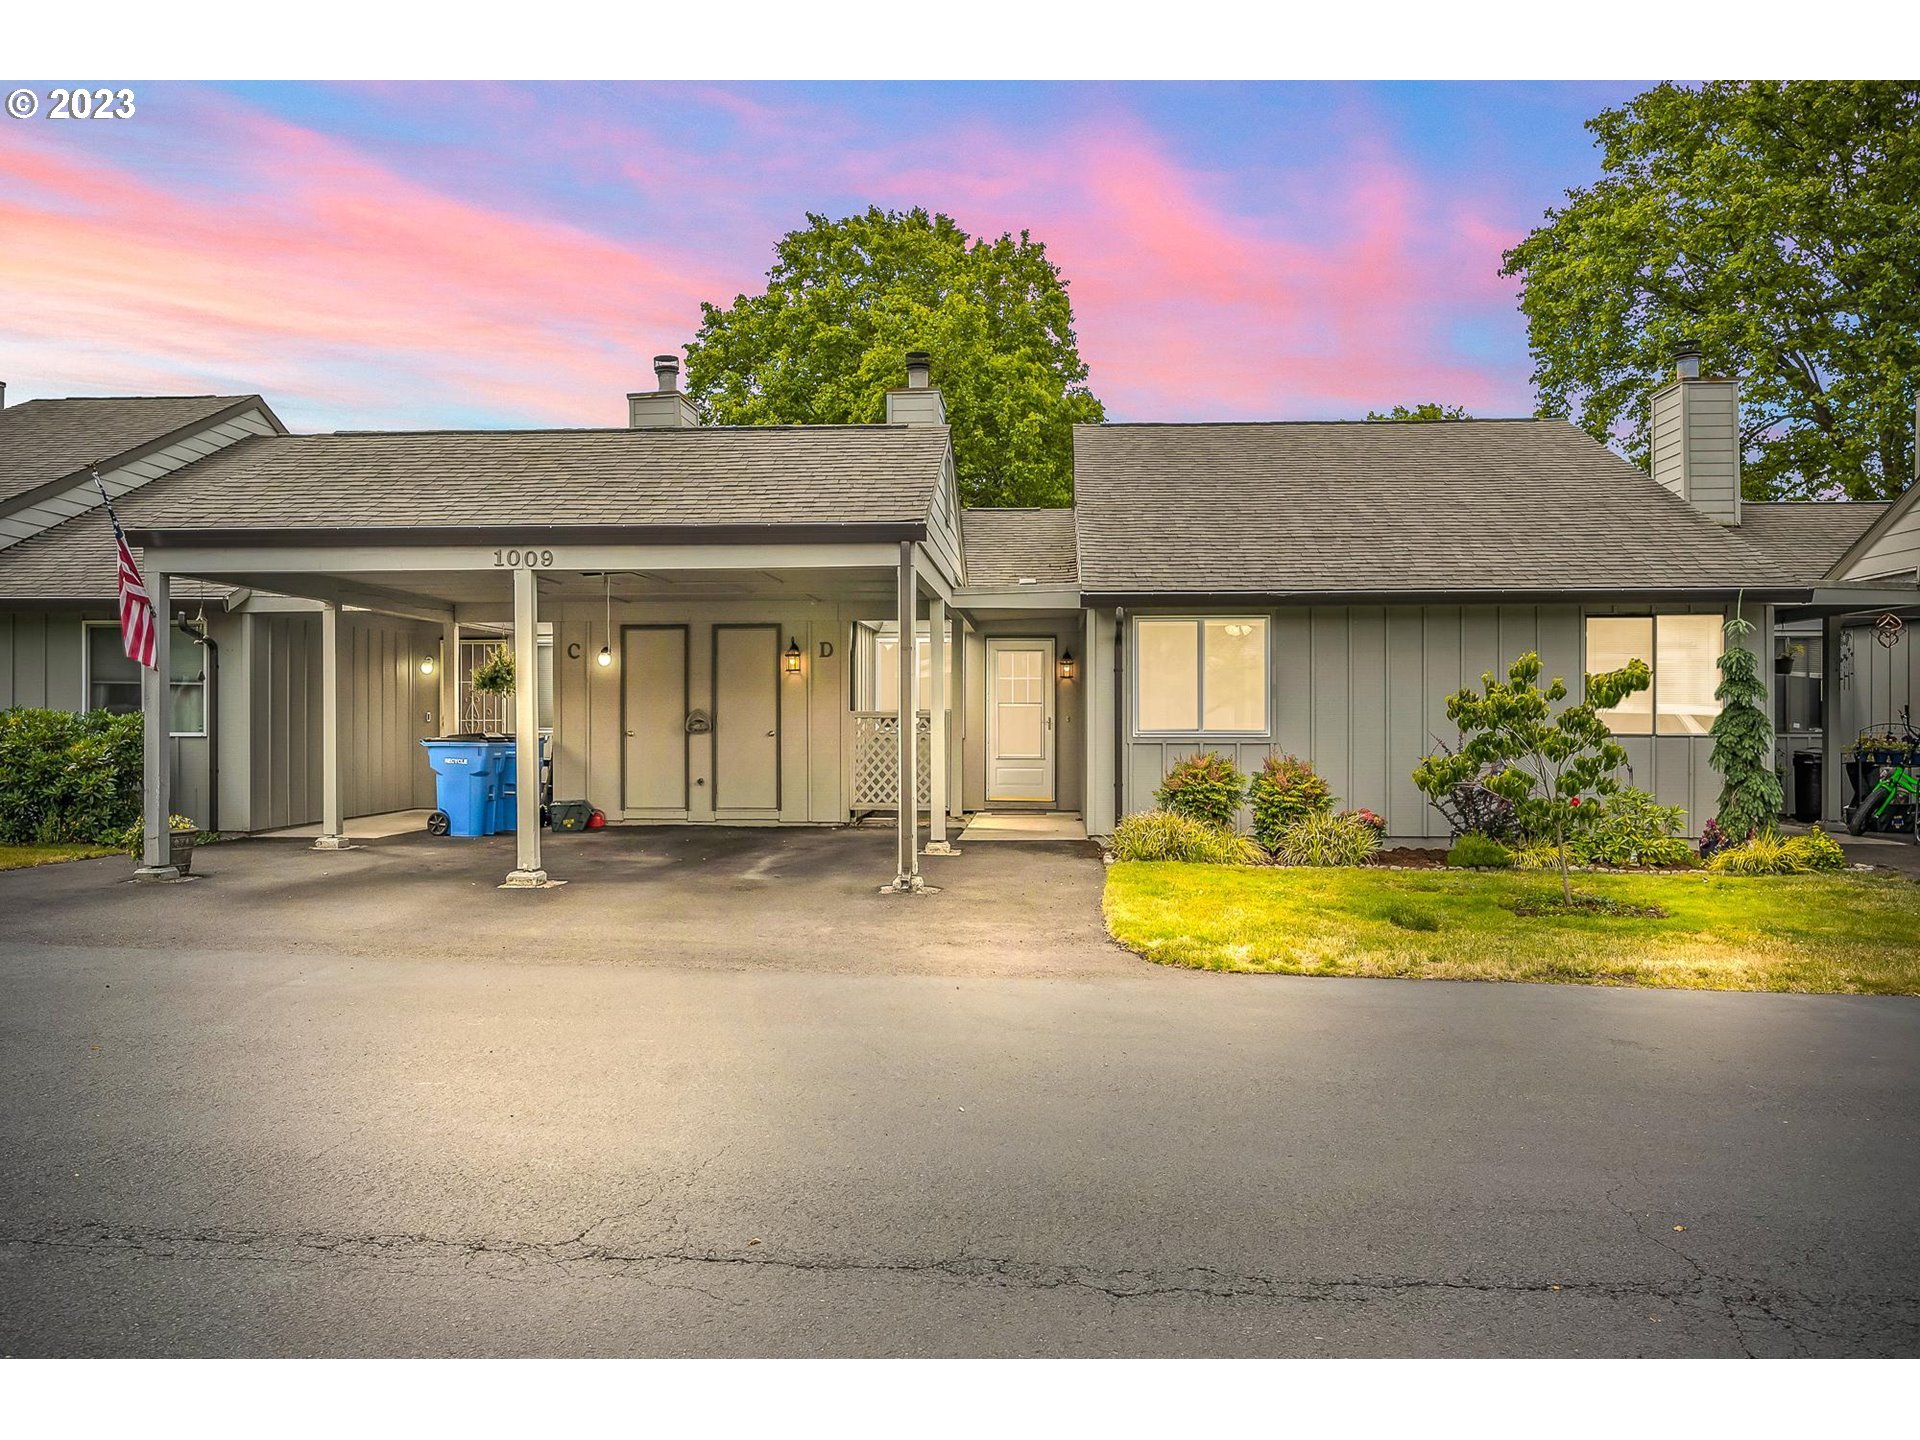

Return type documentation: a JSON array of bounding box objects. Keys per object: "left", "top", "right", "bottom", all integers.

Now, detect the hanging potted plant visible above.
[{"left": 471, "top": 645, "right": 516, "bottom": 698}]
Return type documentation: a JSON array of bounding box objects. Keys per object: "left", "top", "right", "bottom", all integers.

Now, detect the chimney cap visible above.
[
  {"left": 1672, "top": 339, "right": 1702, "bottom": 381},
  {"left": 904, "top": 351, "right": 932, "bottom": 389},
  {"left": 653, "top": 354, "right": 681, "bottom": 393}
]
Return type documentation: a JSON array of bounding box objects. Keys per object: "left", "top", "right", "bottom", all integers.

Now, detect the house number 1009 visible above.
[{"left": 493, "top": 548, "right": 554, "bottom": 568}]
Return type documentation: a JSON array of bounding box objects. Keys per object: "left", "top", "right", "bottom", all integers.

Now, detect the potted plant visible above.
[
  {"left": 125, "top": 814, "right": 201, "bottom": 874},
  {"left": 471, "top": 645, "right": 516, "bottom": 698}
]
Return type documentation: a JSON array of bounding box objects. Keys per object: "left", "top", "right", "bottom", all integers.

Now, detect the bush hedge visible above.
[
  {"left": 1249, "top": 753, "right": 1333, "bottom": 849},
  {"left": 0, "top": 708, "right": 144, "bottom": 845},
  {"left": 1707, "top": 829, "right": 1847, "bottom": 876},
  {"left": 1112, "top": 809, "right": 1264, "bottom": 865},
  {"left": 1273, "top": 810, "right": 1382, "bottom": 867},
  {"left": 1153, "top": 752, "right": 1247, "bottom": 831},
  {"left": 1447, "top": 833, "right": 1515, "bottom": 869}
]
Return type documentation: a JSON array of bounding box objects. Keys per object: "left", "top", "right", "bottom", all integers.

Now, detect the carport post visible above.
[
  {"left": 924, "top": 595, "right": 954, "bottom": 855},
  {"left": 891, "top": 541, "right": 922, "bottom": 891},
  {"left": 313, "top": 601, "right": 348, "bottom": 850},
  {"left": 503, "top": 565, "right": 548, "bottom": 887},
  {"left": 134, "top": 569, "right": 177, "bottom": 878},
  {"left": 439, "top": 618, "right": 459, "bottom": 736}
]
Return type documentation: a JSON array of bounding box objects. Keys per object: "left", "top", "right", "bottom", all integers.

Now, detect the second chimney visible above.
[
  {"left": 1649, "top": 340, "right": 1740, "bottom": 525},
  {"left": 885, "top": 350, "right": 946, "bottom": 426},
  {"left": 628, "top": 352, "right": 698, "bottom": 428}
]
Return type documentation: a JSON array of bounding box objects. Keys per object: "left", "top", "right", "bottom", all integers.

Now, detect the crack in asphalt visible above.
[{"left": 4, "top": 1217, "right": 1913, "bottom": 1354}]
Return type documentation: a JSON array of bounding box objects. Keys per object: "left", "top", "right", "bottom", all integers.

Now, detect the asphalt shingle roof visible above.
[
  {"left": 0, "top": 507, "right": 223, "bottom": 603},
  {"left": 120, "top": 425, "right": 952, "bottom": 532},
  {"left": 1736, "top": 501, "right": 1891, "bottom": 586},
  {"left": 960, "top": 507, "right": 1078, "bottom": 586},
  {"left": 1072, "top": 419, "right": 1794, "bottom": 597},
  {"left": 0, "top": 395, "right": 255, "bottom": 510}
]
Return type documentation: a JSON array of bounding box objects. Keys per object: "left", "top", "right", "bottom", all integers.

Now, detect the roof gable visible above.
[{"left": 0, "top": 395, "right": 275, "bottom": 514}]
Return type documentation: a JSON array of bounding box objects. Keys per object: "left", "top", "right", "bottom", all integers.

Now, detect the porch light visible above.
[
  {"left": 419, "top": 655, "right": 436, "bottom": 676},
  {"left": 597, "top": 574, "right": 615, "bottom": 668},
  {"left": 785, "top": 637, "right": 804, "bottom": 675},
  {"left": 1059, "top": 649, "right": 1076, "bottom": 681}
]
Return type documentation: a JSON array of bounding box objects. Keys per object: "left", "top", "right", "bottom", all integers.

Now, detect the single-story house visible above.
[{"left": 2, "top": 350, "right": 1916, "bottom": 885}]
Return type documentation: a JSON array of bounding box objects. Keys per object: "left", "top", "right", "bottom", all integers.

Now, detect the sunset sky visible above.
[{"left": 0, "top": 81, "right": 1650, "bottom": 432}]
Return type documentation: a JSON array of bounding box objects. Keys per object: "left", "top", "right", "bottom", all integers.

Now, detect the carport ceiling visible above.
[{"left": 193, "top": 566, "right": 907, "bottom": 615}]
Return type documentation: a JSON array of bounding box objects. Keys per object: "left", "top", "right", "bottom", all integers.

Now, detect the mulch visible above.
[{"left": 1370, "top": 847, "right": 1448, "bottom": 869}]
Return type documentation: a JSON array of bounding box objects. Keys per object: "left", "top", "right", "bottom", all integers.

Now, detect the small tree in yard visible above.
[
  {"left": 1413, "top": 652, "right": 1652, "bottom": 901},
  {"left": 1709, "top": 613, "right": 1783, "bottom": 841}
]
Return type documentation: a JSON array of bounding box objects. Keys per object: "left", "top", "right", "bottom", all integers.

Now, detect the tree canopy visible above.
[
  {"left": 684, "top": 207, "right": 1104, "bottom": 507},
  {"left": 1501, "top": 82, "right": 1920, "bottom": 500},
  {"left": 1366, "top": 403, "right": 1473, "bottom": 422}
]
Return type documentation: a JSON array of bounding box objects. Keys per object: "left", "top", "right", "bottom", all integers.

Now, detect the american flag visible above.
[{"left": 92, "top": 467, "right": 157, "bottom": 670}]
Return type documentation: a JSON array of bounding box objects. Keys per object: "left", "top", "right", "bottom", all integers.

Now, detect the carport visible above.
[{"left": 122, "top": 387, "right": 971, "bottom": 892}]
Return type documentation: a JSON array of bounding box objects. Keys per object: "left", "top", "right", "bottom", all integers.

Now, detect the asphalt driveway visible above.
[{"left": 2, "top": 828, "right": 1916, "bottom": 1357}]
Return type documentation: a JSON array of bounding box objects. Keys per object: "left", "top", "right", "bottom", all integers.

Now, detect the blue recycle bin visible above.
[
  {"left": 420, "top": 738, "right": 512, "bottom": 837},
  {"left": 489, "top": 735, "right": 547, "bottom": 836}
]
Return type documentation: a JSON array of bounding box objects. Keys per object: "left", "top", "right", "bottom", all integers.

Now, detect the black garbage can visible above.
[{"left": 1792, "top": 750, "right": 1823, "bottom": 823}]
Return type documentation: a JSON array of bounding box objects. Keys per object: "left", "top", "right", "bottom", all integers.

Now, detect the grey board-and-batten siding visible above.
[{"left": 1116, "top": 601, "right": 1746, "bottom": 840}]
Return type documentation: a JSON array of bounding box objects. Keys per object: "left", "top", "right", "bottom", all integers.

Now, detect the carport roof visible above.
[{"left": 120, "top": 423, "right": 953, "bottom": 538}]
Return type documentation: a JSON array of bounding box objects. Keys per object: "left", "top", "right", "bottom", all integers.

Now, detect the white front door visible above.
[
  {"left": 712, "top": 624, "right": 781, "bottom": 816},
  {"left": 986, "top": 638, "right": 1055, "bottom": 804}
]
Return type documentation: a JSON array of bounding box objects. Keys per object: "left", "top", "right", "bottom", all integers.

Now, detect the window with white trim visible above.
[
  {"left": 1585, "top": 614, "right": 1724, "bottom": 736},
  {"left": 83, "top": 621, "right": 206, "bottom": 736},
  {"left": 1134, "top": 617, "right": 1269, "bottom": 735}
]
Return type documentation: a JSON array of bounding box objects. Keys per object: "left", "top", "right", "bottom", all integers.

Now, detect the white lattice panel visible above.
[{"left": 851, "top": 711, "right": 932, "bottom": 809}]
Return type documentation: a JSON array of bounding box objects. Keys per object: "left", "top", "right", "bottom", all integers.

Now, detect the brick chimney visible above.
[
  {"left": 884, "top": 350, "right": 946, "bottom": 426},
  {"left": 1649, "top": 340, "right": 1740, "bottom": 524},
  {"left": 628, "top": 353, "right": 698, "bottom": 428}
]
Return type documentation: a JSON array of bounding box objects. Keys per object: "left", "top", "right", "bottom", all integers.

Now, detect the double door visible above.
[{"left": 623, "top": 624, "right": 780, "bottom": 819}]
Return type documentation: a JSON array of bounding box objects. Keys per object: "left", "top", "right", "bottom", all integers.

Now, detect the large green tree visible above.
[
  {"left": 1366, "top": 403, "right": 1473, "bottom": 422},
  {"left": 684, "top": 207, "right": 1104, "bottom": 507},
  {"left": 1501, "top": 82, "right": 1920, "bottom": 500}
]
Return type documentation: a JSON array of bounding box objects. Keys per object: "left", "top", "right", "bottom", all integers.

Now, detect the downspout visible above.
[
  {"left": 1112, "top": 605, "right": 1126, "bottom": 827},
  {"left": 179, "top": 616, "right": 217, "bottom": 833}
]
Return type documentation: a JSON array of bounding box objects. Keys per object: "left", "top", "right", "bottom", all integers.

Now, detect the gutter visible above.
[
  {"left": 127, "top": 520, "right": 931, "bottom": 549},
  {"left": 1080, "top": 585, "right": 1815, "bottom": 607}
]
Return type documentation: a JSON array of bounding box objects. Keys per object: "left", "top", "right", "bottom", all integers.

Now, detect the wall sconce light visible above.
[
  {"left": 1059, "top": 649, "right": 1076, "bottom": 681},
  {"left": 785, "top": 637, "right": 804, "bottom": 675},
  {"left": 597, "top": 575, "right": 615, "bottom": 668},
  {"left": 419, "top": 653, "right": 437, "bottom": 677}
]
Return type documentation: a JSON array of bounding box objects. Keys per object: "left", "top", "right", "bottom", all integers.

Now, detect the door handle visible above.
[{"left": 625, "top": 729, "right": 635, "bottom": 736}]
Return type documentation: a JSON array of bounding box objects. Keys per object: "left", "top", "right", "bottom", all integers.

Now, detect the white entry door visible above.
[
  {"left": 986, "top": 638, "right": 1055, "bottom": 803},
  {"left": 713, "top": 624, "right": 781, "bottom": 816},
  {"left": 623, "top": 626, "right": 688, "bottom": 817}
]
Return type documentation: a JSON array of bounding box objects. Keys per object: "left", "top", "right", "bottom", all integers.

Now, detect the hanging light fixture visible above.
[
  {"left": 419, "top": 652, "right": 437, "bottom": 677},
  {"left": 784, "top": 636, "right": 804, "bottom": 675},
  {"left": 597, "top": 575, "right": 614, "bottom": 668}
]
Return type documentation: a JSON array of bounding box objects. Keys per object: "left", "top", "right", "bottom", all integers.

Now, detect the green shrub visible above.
[
  {"left": 1153, "top": 752, "right": 1247, "bottom": 831},
  {"left": 1707, "top": 833, "right": 1800, "bottom": 875},
  {"left": 0, "top": 707, "right": 145, "bottom": 845},
  {"left": 1446, "top": 833, "right": 1515, "bottom": 869},
  {"left": 1781, "top": 827, "right": 1847, "bottom": 873},
  {"left": 1249, "top": 753, "right": 1333, "bottom": 848},
  {"left": 1273, "top": 810, "right": 1382, "bottom": 867},
  {"left": 1112, "top": 810, "right": 1263, "bottom": 865},
  {"left": 1511, "top": 841, "right": 1563, "bottom": 871},
  {"left": 1569, "top": 787, "right": 1694, "bottom": 868}
]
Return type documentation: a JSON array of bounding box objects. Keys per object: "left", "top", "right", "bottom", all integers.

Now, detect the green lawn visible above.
[
  {"left": 1104, "top": 862, "right": 1920, "bottom": 994},
  {"left": 0, "top": 843, "right": 120, "bottom": 871}
]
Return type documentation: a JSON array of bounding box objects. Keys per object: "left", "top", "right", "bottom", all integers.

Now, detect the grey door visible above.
[
  {"left": 622, "top": 625, "right": 688, "bottom": 816},
  {"left": 713, "top": 624, "right": 781, "bottom": 815}
]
